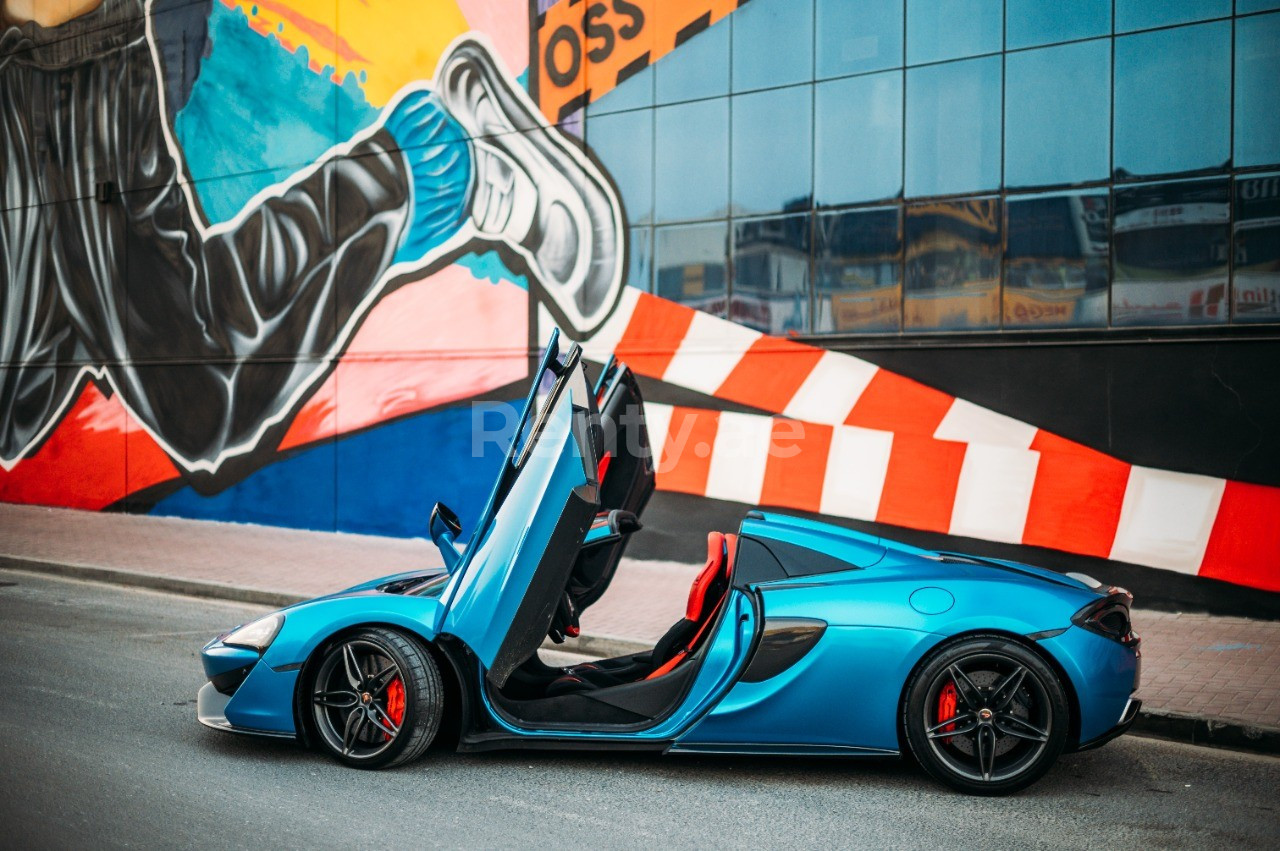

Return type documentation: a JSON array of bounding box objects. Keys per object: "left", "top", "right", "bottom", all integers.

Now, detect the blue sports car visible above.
[{"left": 198, "top": 332, "right": 1141, "bottom": 795}]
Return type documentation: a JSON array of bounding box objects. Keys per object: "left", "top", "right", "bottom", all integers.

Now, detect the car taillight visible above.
[{"left": 1072, "top": 589, "right": 1139, "bottom": 647}]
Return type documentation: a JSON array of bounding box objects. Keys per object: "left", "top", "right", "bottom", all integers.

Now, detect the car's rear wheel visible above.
[
  {"left": 310, "top": 628, "right": 442, "bottom": 769},
  {"left": 903, "top": 635, "right": 1068, "bottom": 795}
]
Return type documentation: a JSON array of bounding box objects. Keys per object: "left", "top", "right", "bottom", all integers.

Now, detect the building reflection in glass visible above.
[
  {"left": 1004, "top": 191, "right": 1109, "bottom": 328},
  {"left": 1233, "top": 172, "right": 1280, "bottom": 322},
  {"left": 814, "top": 207, "right": 902, "bottom": 332},
  {"left": 1112, "top": 179, "right": 1230, "bottom": 326},
  {"left": 655, "top": 222, "right": 729, "bottom": 318},
  {"left": 904, "top": 199, "right": 1001, "bottom": 330},
  {"left": 731, "top": 214, "right": 811, "bottom": 334}
]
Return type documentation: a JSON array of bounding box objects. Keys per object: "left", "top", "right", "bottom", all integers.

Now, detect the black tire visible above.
[
  {"left": 309, "top": 628, "right": 443, "bottom": 769},
  {"left": 902, "top": 634, "right": 1069, "bottom": 795}
]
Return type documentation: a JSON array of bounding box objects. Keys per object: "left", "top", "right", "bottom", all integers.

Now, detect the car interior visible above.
[{"left": 488, "top": 525, "right": 739, "bottom": 729}]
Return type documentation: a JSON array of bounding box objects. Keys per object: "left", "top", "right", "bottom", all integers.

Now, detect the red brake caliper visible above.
[
  {"left": 385, "top": 677, "right": 406, "bottom": 740},
  {"left": 937, "top": 681, "right": 958, "bottom": 744}
]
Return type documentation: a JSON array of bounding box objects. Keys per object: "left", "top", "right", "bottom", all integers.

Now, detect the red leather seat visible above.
[{"left": 646, "top": 532, "right": 735, "bottom": 679}]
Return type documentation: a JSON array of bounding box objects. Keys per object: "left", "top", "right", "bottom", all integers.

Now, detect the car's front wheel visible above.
[
  {"left": 309, "top": 628, "right": 443, "bottom": 769},
  {"left": 903, "top": 635, "right": 1069, "bottom": 795}
]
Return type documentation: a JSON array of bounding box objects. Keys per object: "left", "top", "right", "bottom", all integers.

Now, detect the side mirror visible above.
[{"left": 429, "top": 502, "right": 463, "bottom": 573}]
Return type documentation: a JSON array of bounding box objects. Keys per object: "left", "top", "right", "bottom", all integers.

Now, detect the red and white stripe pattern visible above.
[{"left": 542, "top": 290, "right": 1280, "bottom": 593}]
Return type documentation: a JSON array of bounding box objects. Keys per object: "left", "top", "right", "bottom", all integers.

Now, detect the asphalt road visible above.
[{"left": 1, "top": 569, "right": 1276, "bottom": 850}]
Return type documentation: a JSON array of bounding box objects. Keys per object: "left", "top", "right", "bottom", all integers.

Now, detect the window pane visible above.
[
  {"left": 655, "top": 15, "right": 730, "bottom": 105},
  {"left": 586, "top": 65, "right": 653, "bottom": 117},
  {"left": 1113, "top": 22, "right": 1230, "bottom": 178},
  {"left": 815, "top": 207, "right": 903, "bottom": 332},
  {"left": 1115, "top": 0, "right": 1230, "bottom": 33},
  {"left": 1004, "top": 191, "right": 1110, "bottom": 328},
  {"left": 1005, "top": 39, "right": 1110, "bottom": 188},
  {"left": 816, "top": 0, "right": 904, "bottom": 78},
  {"left": 1239, "top": 0, "right": 1280, "bottom": 12},
  {"left": 905, "top": 56, "right": 1002, "bottom": 198},
  {"left": 907, "top": 0, "right": 1002, "bottom": 65},
  {"left": 1112, "top": 179, "right": 1229, "bottom": 326},
  {"left": 655, "top": 222, "right": 729, "bottom": 317},
  {"left": 815, "top": 71, "right": 903, "bottom": 205},
  {"left": 1235, "top": 13, "right": 1280, "bottom": 169},
  {"left": 904, "top": 199, "right": 1002, "bottom": 330},
  {"left": 1233, "top": 173, "right": 1280, "bottom": 323},
  {"left": 732, "top": 0, "right": 813, "bottom": 92},
  {"left": 655, "top": 99, "right": 728, "bottom": 222},
  {"left": 1006, "top": 0, "right": 1111, "bottom": 49},
  {"left": 586, "top": 108, "right": 653, "bottom": 224},
  {"left": 732, "top": 84, "right": 813, "bottom": 216},
  {"left": 627, "top": 226, "right": 654, "bottom": 291},
  {"left": 732, "top": 215, "right": 811, "bottom": 334}
]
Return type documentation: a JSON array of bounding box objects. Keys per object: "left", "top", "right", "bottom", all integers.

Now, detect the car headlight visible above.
[{"left": 222, "top": 613, "right": 284, "bottom": 652}]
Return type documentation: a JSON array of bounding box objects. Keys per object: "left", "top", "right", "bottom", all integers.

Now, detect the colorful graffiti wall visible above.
[{"left": 2, "top": 0, "right": 1278, "bottom": 602}]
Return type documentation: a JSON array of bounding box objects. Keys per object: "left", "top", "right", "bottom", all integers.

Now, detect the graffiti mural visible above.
[{"left": 1, "top": 0, "right": 1277, "bottom": 599}]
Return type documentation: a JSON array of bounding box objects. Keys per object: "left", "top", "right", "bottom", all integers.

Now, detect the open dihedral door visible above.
[
  {"left": 559, "top": 359, "right": 656, "bottom": 618},
  {"left": 440, "top": 335, "right": 601, "bottom": 687}
]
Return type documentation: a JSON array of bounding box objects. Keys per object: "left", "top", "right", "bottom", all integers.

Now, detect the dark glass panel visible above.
[
  {"left": 655, "top": 221, "right": 729, "bottom": 317},
  {"left": 816, "top": 0, "right": 904, "bottom": 78},
  {"left": 904, "top": 198, "right": 1002, "bottom": 330},
  {"left": 1004, "top": 191, "right": 1110, "bottom": 328},
  {"left": 814, "top": 71, "right": 903, "bottom": 205},
  {"left": 627, "top": 226, "right": 654, "bottom": 292},
  {"left": 654, "top": 98, "right": 728, "bottom": 222},
  {"left": 732, "top": 214, "right": 811, "bottom": 335},
  {"left": 586, "top": 107, "right": 653, "bottom": 224},
  {"left": 1113, "top": 22, "right": 1230, "bottom": 178},
  {"left": 1112, "top": 179, "right": 1229, "bottom": 326},
  {"left": 814, "top": 207, "right": 902, "bottom": 333},
  {"left": 1006, "top": 0, "right": 1111, "bottom": 49},
  {"left": 654, "top": 12, "right": 730, "bottom": 105},
  {"left": 1235, "top": 12, "right": 1280, "bottom": 169},
  {"left": 731, "top": 84, "right": 813, "bottom": 216},
  {"left": 905, "top": 56, "right": 1002, "bottom": 197},
  {"left": 1115, "top": 0, "right": 1230, "bottom": 33},
  {"left": 906, "top": 0, "right": 1002, "bottom": 65},
  {"left": 1004, "top": 39, "right": 1110, "bottom": 188},
  {"left": 732, "top": 0, "right": 813, "bottom": 92},
  {"left": 1233, "top": 173, "right": 1280, "bottom": 323}
]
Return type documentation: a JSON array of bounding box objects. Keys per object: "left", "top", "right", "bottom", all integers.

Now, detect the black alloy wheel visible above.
[
  {"left": 310, "top": 628, "right": 443, "bottom": 769},
  {"left": 903, "top": 635, "right": 1069, "bottom": 795}
]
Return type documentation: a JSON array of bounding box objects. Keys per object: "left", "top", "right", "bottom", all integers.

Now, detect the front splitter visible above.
[{"left": 197, "top": 682, "right": 295, "bottom": 740}]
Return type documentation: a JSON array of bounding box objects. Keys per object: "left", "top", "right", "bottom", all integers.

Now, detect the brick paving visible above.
[{"left": 1, "top": 503, "right": 1277, "bottom": 732}]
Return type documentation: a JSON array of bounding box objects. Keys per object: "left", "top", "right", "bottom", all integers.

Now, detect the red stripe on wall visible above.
[
  {"left": 614, "top": 293, "right": 696, "bottom": 379},
  {"left": 655, "top": 406, "right": 720, "bottom": 495},
  {"left": 1022, "top": 432, "right": 1130, "bottom": 558},
  {"left": 715, "top": 338, "right": 825, "bottom": 412},
  {"left": 845, "top": 369, "right": 955, "bottom": 438},
  {"left": 759, "top": 418, "right": 833, "bottom": 513},
  {"left": 874, "top": 433, "right": 967, "bottom": 533},
  {"left": 1199, "top": 481, "right": 1280, "bottom": 592}
]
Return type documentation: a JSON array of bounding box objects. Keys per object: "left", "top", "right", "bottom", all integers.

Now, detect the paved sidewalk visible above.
[{"left": 1, "top": 503, "right": 1277, "bottom": 751}]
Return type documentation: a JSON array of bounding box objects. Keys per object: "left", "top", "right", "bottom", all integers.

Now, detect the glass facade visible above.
[{"left": 586, "top": 2, "right": 1280, "bottom": 336}]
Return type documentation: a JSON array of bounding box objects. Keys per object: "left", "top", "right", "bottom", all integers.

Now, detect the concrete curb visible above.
[
  {"left": 0, "top": 556, "right": 306, "bottom": 609},
  {"left": 6, "top": 555, "right": 1278, "bottom": 759},
  {"left": 1130, "top": 708, "right": 1280, "bottom": 755}
]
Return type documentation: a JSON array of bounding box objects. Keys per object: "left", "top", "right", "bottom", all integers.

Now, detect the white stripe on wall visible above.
[
  {"left": 782, "top": 351, "right": 880, "bottom": 426},
  {"left": 662, "top": 311, "right": 761, "bottom": 395},
  {"left": 819, "top": 425, "right": 895, "bottom": 521},
  {"left": 949, "top": 444, "right": 1042, "bottom": 544},
  {"left": 934, "top": 399, "right": 1039, "bottom": 450},
  {"left": 1109, "top": 466, "right": 1226, "bottom": 574},
  {"left": 580, "top": 286, "right": 641, "bottom": 363},
  {"left": 704, "top": 411, "right": 774, "bottom": 505},
  {"left": 643, "top": 402, "right": 675, "bottom": 475}
]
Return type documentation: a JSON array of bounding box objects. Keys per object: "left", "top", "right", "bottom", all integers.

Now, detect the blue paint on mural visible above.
[
  {"left": 174, "top": 4, "right": 378, "bottom": 222},
  {"left": 151, "top": 403, "right": 510, "bottom": 541}
]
